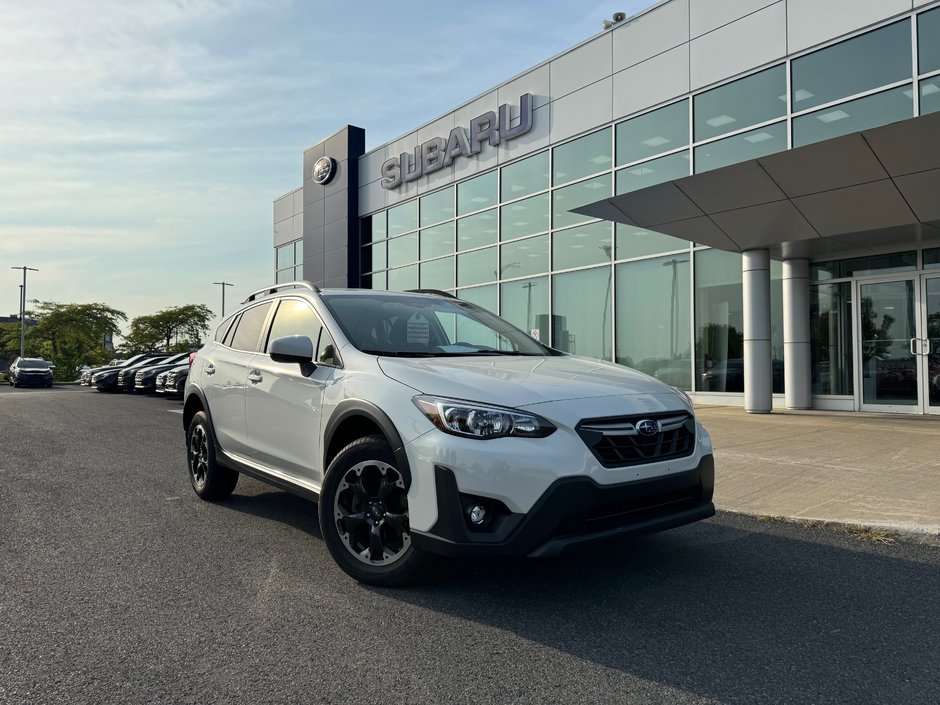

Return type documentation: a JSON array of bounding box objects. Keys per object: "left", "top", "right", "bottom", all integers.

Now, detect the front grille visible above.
[
  {"left": 134, "top": 372, "right": 144, "bottom": 382},
  {"left": 577, "top": 412, "right": 695, "bottom": 468}
]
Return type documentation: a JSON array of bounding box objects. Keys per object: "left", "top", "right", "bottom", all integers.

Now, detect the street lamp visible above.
[
  {"left": 212, "top": 281, "right": 234, "bottom": 317},
  {"left": 10, "top": 266, "right": 38, "bottom": 358}
]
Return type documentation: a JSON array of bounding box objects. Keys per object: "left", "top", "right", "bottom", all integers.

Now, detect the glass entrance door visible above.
[
  {"left": 921, "top": 275, "right": 940, "bottom": 414},
  {"left": 857, "top": 278, "right": 918, "bottom": 411}
]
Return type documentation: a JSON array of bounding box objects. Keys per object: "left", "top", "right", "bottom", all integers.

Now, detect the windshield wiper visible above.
[{"left": 360, "top": 350, "right": 437, "bottom": 357}]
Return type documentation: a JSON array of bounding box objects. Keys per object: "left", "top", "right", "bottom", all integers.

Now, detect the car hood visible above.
[{"left": 376, "top": 354, "right": 679, "bottom": 407}]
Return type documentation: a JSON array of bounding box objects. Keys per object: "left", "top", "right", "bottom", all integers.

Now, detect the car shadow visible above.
[
  {"left": 366, "top": 515, "right": 938, "bottom": 704},
  {"left": 221, "top": 486, "right": 323, "bottom": 540}
]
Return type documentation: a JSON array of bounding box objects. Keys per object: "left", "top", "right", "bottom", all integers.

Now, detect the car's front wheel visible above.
[
  {"left": 186, "top": 411, "right": 238, "bottom": 500},
  {"left": 320, "top": 435, "right": 426, "bottom": 586}
]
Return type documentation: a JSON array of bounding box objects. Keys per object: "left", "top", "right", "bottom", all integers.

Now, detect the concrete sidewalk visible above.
[{"left": 696, "top": 406, "right": 940, "bottom": 541}]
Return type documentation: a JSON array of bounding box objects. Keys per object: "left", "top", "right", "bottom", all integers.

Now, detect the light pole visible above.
[
  {"left": 212, "top": 281, "right": 234, "bottom": 317},
  {"left": 11, "top": 266, "right": 38, "bottom": 358}
]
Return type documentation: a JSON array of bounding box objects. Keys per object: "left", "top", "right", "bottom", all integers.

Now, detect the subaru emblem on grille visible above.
[{"left": 635, "top": 419, "right": 660, "bottom": 436}]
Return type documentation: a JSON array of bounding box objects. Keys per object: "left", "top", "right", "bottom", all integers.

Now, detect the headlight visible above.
[{"left": 413, "top": 396, "right": 555, "bottom": 440}]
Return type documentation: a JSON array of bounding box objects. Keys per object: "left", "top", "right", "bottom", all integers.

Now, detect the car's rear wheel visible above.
[
  {"left": 186, "top": 411, "right": 238, "bottom": 500},
  {"left": 320, "top": 435, "right": 426, "bottom": 586}
]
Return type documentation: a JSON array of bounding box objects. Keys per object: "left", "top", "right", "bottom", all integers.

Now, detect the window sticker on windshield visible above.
[{"left": 407, "top": 314, "right": 430, "bottom": 344}]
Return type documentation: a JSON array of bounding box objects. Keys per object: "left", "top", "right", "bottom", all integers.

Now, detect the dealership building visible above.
[{"left": 273, "top": 0, "right": 940, "bottom": 414}]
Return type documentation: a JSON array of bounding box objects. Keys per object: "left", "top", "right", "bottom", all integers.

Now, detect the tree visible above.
[
  {"left": 27, "top": 301, "right": 127, "bottom": 380},
  {"left": 123, "top": 304, "right": 214, "bottom": 354}
]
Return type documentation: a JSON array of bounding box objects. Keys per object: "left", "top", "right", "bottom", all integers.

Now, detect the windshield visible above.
[
  {"left": 321, "top": 293, "right": 557, "bottom": 357},
  {"left": 19, "top": 359, "right": 49, "bottom": 369}
]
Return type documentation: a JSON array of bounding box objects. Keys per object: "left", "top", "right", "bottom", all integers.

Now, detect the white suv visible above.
[{"left": 183, "top": 282, "right": 715, "bottom": 585}]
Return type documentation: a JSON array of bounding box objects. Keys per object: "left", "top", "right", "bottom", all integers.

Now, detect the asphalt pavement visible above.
[{"left": 1, "top": 385, "right": 938, "bottom": 704}]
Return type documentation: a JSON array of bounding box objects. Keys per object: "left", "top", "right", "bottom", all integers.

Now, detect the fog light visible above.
[{"left": 468, "top": 504, "right": 487, "bottom": 525}]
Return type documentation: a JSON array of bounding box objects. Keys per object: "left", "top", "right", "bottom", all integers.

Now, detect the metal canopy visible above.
[{"left": 574, "top": 112, "right": 940, "bottom": 260}]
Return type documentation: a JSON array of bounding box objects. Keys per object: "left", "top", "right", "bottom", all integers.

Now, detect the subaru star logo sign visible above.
[
  {"left": 635, "top": 419, "right": 660, "bottom": 436},
  {"left": 312, "top": 156, "right": 336, "bottom": 185}
]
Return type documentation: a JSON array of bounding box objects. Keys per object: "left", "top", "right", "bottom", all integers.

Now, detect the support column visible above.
[
  {"left": 783, "top": 259, "right": 812, "bottom": 409},
  {"left": 743, "top": 250, "right": 772, "bottom": 413}
]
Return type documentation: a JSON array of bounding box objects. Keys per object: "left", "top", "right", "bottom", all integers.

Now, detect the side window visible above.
[
  {"left": 214, "top": 317, "right": 235, "bottom": 342},
  {"left": 317, "top": 327, "right": 339, "bottom": 366},
  {"left": 222, "top": 314, "right": 241, "bottom": 347},
  {"left": 230, "top": 303, "right": 273, "bottom": 352},
  {"left": 265, "top": 299, "right": 322, "bottom": 352}
]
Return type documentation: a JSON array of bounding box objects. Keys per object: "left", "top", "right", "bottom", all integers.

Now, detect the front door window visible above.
[{"left": 858, "top": 280, "right": 917, "bottom": 408}]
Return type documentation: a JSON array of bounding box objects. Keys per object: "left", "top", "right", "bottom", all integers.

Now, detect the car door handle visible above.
[
  {"left": 247, "top": 370, "right": 263, "bottom": 384},
  {"left": 205, "top": 363, "right": 216, "bottom": 375}
]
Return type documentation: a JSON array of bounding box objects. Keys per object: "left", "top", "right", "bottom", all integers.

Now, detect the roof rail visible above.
[
  {"left": 404, "top": 289, "right": 457, "bottom": 298},
  {"left": 241, "top": 281, "right": 320, "bottom": 304}
]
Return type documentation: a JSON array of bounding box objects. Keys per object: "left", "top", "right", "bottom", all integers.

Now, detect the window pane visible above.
[
  {"left": 501, "top": 151, "right": 549, "bottom": 200},
  {"left": 553, "top": 127, "right": 612, "bottom": 185},
  {"left": 617, "top": 100, "right": 688, "bottom": 165},
  {"left": 500, "top": 276, "right": 549, "bottom": 339},
  {"left": 616, "top": 225, "right": 688, "bottom": 260},
  {"left": 553, "top": 221, "right": 611, "bottom": 270},
  {"left": 295, "top": 240, "right": 303, "bottom": 262},
  {"left": 925, "top": 247, "right": 940, "bottom": 269},
  {"left": 553, "top": 267, "right": 612, "bottom": 360},
  {"left": 276, "top": 268, "right": 292, "bottom": 284},
  {"left": 792, "top": 86, "right": 913, "bottom": 148},
  {"left": 694, "top": 121, "right": 786, "bottom": 173},
  {"left": 420, "top": 186, "right": 454, "bottom": 227},
  {"left": 317, "top": 327, "right": 339, "bottom": 365},
  {"left": 231, "top": 302, "right": 272, "bottom": 352},
  {"left": 695, "top": 249, "right": 743, "bottom": 393},
  {"left": 420, "top": 257, "right": 455, "bottom": 291},
  {"left": 387, "top": 265, "right": 417, "bottom": 291},
  {"left": 920, "top": 7, "right": 940, "bottom": 74},
  {"left": 457, "top": 209, "right": 498, "bottom": 250},
  {"left": 371, "top": 271, "right": 387, "bottom": 291},
  {"left": 457, "top": 170, "right": 497, "bottom": 216},
  {"left": 267, "top": 299, "right": 321, "bottom": 352},
  {"left": 615, "top": 254, "right": 691, "bottom": 389},
  {"left": 501, "top": 234, "right": 549, "bottom": 279},
  {"left": 501, "top": 193, "right": 549, "bottom": 240},
  {"left": 458, "top": 284, "right": 497, "bottom": 313},
  {"left": 770, "top": 260, "right": 785, "bottom": 395},
  {"left": 552, "top": 174, "right": 611, "bottom": 230},
  {"left": 388, "top": 201, "right": 417, "bottom": 237},
  {"left": 810, "top": 251, "right": 916, "bottom": 280},
  {"left": 294, "top": 264, "right": 303, "bottom": 281},
  {"left": 277, "top": 244, "right": 293, "bottom": 270},
  {"left": 371, "top": 240, "right": 387, "bottom": 271},
  {"left": 420, "top": 222, "right": 456, "bottom": 260},
  {"left": 457, "top": 247, "right": 497, "bottom": 287},
  {"left": 616, "top": 152, "right": 690, "bottom": 195},
  {"left": 792, "top": 20, "right": 911, "bottom": 111},
  {"left": 920, "top": 76, "right": 940, "bottom": 115},
  {"left": 387, "top": 232, "right": 418, "bottom": 268},
  {"left": 694, "top": 65, "right": 786, "bottom": 141},
  {"left": 368, "top": 212, "right": 387, "bottom": 242}
]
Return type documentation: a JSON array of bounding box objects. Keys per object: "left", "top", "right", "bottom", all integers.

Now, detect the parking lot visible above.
[{"left": 1, "top": 385, "right": 938, "bottom": 704}]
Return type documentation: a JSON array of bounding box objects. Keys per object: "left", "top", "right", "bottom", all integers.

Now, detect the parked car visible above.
[
  {"left": 183, "top": 284, "right": 715, "bottom": 586},
  {"left": 93, "top": 355, "right": 171, "bottom": 392},
  {"left": 81, "top": 353, "right": 167, "bottom": 386},
  {"left": 8, "top": 357, "right": 54, "bottom": 388},
  {"left": 132, "top": 353, "right": 190, "bottom": 393},
  {"left": 161, "top": 364, "right": 190, "bottom": 397}
]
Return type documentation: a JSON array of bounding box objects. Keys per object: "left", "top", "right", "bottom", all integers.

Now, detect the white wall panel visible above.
[
  {"left": 549, "top": 33, "right": 612, "bottom": 100},
  {"left": 690, "top": 1, "right": 786, "bottom": 90},
  {"left": 612, "top": 44, "right": 690, "bottom": 119},
  {"left": 358, "top": 180, "right": 387, "bottom": 216},
  {"left": 498, "top": 103, "right": 550, "bottom": 164},
  {"left": 787, "top": 0, "right": 913, "bottom": 53},
  {"left": 291, "top": 188, "right": 303, "bottom": 215},
  {"left": 550, "top": 77, "right": 613, "bottom": 143},
  {"left": 690, "top": 0, "right": 777, "bottom": 38},
  {"left": 359, "top": 147, "right": 387, "bottom": 189},
  {"left": 613, "top": 0, "right": 689, "bottom": 71},
  {"left": 497, "top": 64, "right": 550, "bottom": 109},
  {"left": 274, "top": 194, "right": 293, "bottom": 223}
]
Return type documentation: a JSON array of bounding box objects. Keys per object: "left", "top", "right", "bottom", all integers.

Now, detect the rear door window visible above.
[{"left": 230, "top": 303, "right": 273, "bottom": 352}]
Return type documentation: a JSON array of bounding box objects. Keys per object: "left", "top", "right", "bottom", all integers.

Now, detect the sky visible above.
[{"left": 0, "top": 0, "right": 653, "bottom": 336}]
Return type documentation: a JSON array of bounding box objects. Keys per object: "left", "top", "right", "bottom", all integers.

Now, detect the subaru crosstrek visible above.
[{"left": 183, "top": 283, "right": 715, "bottom": 585}]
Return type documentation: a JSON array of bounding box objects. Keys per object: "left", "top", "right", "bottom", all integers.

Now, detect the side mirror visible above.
[{"left": 270, "top": 335, "right": 315, "bottom": 366}]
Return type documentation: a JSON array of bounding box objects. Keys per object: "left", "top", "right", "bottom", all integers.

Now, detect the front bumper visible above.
[
  {"left": 94, "top": 376, "right": 119, "bottom": 390},
  {"left": 411, "top": 454, "right": 714, "bottom": 558},
  {"left": 14, "top": 375, "right": 53, "bottom": 387}
]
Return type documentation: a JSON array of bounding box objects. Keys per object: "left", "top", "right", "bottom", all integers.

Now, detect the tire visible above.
[
  {"left": 186, "top": 411, "right": 238, "bottom": 500},
  {"left": 320, "top": 435, "right": 426, "bottom": 587}
]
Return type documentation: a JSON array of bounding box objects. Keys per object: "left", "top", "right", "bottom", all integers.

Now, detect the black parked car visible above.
[
  {"left": 81, "top": 353, "right": 170, "bottom": 386},
  {"left": 94, "top": 355, "right": 171, "bottom": 392},
  {"left": 8, "top": 357, "right": 54, "bottom": 388},
  {"left": 131, "top": 354, "right": 190, "bottom": 393},
  {"left": 161, "top": 363, "right": 190, "bottom": 397}
]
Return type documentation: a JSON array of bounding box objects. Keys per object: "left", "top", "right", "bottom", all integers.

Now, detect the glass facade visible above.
[
  {"left": 353, "top": 2, "right": 940, "bottom": 400},
  {"left": 275, "top": 240, "right": 303, "bottom": 284}
]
